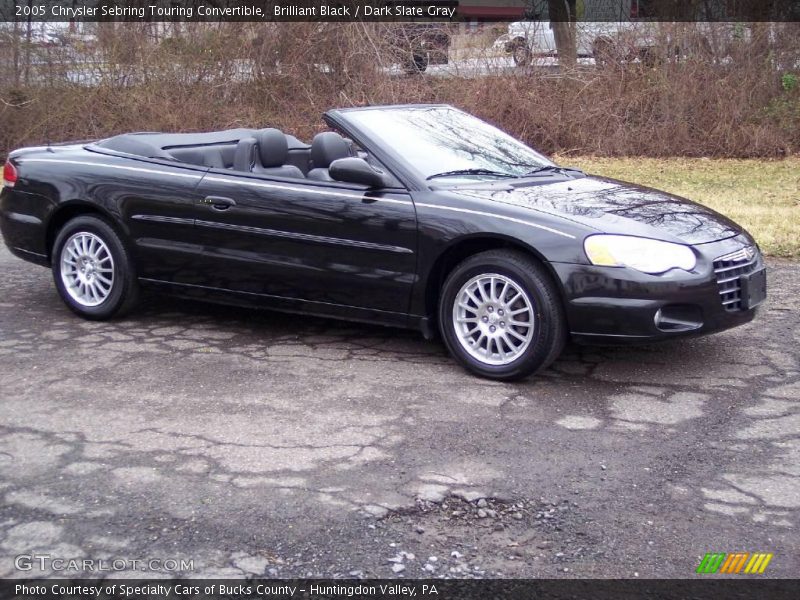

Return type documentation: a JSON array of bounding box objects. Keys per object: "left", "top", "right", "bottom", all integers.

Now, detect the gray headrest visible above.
[
  {"left": 310, "top": 132, "right": 351, "bottom": 169},
  {"left": 255, "top": 128, "right": 289, "bottom": 168}
]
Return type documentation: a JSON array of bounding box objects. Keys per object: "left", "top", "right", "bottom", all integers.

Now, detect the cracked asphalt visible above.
[{"left": 0, "top": 242, "right": 798, "bottom": 579}]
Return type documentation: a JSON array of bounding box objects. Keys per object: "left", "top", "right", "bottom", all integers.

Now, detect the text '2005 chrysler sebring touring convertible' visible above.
[{"left": 0, "top": 105, "right": 766, "bottom": 380}]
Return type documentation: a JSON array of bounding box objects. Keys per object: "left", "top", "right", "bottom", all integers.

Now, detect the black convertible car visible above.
[{"left": 0, "top": 105, "right": 765, "bottom": 380}]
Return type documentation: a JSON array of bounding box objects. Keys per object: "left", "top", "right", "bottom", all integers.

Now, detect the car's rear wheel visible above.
[
  {"left": 52, "top": 215, "right": 139, "bottom": 320},
  {"left": 438, "top": 250, "right": 566, "bottom": 380}
]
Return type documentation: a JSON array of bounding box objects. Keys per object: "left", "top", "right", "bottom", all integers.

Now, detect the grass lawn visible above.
[{"left": 555, "top": 157, "right": 800, "bottom": 259}]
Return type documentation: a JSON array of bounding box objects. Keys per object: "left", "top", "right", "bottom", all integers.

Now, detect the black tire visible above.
[
  {"left": 404, "top": 52, "right": 428, "bottom": 74},
  {"left": 51, "top": 215, "right": 139, "bottom": 320},
  {"left": 438, "top": 250, "right": 566, "bottom": 381}
]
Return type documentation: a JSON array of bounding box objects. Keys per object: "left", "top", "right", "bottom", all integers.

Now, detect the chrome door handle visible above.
[{"left": 204, "top": 196, "right": 236, "bottom": 211}]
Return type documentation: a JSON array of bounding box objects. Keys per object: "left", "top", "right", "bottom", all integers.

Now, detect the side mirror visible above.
[{"left": 329, "top": 157, "right": 389, "bottom": 188}]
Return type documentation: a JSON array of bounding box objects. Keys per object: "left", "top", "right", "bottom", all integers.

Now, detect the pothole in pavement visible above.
[{"left": 370, "top": 495, "right": 603, "bottom": 578}]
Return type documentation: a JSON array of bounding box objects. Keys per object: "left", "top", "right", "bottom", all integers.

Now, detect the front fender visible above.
[{"left": 409, "top": 191, "right": 595, "bottom": 317}]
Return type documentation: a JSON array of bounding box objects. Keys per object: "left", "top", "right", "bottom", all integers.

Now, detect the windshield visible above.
[{"left": 343, "top": 106, "right": 554, "bottom": 183}]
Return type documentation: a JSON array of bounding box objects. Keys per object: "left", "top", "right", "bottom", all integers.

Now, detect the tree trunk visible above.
[
  {"left": 548, "top": 0, "right": 577, "bottom": 68},
  {"left": 12, "top": 2, "right": 20, "bottom": 87},
  {"left": 24, "top": 0, "right": 32, "bottom": 85}
]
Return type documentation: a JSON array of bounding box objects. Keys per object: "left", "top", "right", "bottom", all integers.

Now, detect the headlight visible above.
[{"left": 584, "top": 235, "right": 696, "bottom": 274}]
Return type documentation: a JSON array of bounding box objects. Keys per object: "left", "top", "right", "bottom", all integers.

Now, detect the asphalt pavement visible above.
[{"left": 0, "top": 243, "right": 797, "bottom": 578}]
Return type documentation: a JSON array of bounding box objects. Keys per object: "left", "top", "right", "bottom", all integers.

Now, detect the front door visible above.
[{"left": 190, "top": 170, "right": 418, "bottom": 320}]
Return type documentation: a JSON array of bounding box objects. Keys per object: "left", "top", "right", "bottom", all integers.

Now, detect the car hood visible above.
[{"left": 453, "top": 176, "right": 742, "bottom": 245}]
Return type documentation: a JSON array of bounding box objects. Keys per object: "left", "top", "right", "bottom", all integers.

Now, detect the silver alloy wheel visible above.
[
  {"left": 59, "top": 232, "right": 115, "bottom": 307},
  {"left": 452, "top": 273, "right": 535, "bottom": 366}
]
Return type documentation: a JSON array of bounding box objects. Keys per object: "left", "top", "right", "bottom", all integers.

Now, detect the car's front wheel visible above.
[
  {"left": 438, "top": 250, "right": 566, "bottom": 380},
  {"left": 52, "top": 215, "right": 139, "bottom": 320}
]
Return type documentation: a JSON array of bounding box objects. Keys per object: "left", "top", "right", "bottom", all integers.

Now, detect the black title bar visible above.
[
  {"left": 2, "top": 579, "right": 799, "bottom": 600},
  {"left": 3, "top": 1, "right": 800, "bottom": 23}
]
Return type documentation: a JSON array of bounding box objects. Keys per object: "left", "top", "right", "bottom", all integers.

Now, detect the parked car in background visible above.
[
  {"left": 504, "top": 20, "right": 659, "bottom": 66},
  {"left": 1, "top": 105, "right": 765, "bottom": 380},
  {"left": 386, "top": 24, "right": 450, "bottom": 73},
  {"left": 27, "top": 29, "right": 66, "bottom": 48}
]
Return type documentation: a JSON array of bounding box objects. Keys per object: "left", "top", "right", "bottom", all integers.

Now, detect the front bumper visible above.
[{"left": 552, "top": 235, "right": 765, "bottom": 344}]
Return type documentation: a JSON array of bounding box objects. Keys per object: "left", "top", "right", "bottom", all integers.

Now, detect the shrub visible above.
[{"left": 0, "top": 22, "right": 797, "bottom": 158}]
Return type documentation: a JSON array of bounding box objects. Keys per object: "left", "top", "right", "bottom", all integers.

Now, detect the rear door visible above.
[{"left": 190, "top": 170, "right": 417, "bottom": 319}]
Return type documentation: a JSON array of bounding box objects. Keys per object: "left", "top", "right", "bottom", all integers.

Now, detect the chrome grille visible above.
[{"left": 713, "top": 247, "right": 758, "bottom": 312}]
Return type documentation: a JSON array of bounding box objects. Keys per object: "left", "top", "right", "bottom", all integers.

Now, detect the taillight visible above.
[{"left": 2, "top": 161, "right": 17, "bottom": 188}]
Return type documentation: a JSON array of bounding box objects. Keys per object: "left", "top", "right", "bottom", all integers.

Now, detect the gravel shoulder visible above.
[{"left": 0, "top": 244, "right": 797, "bottom": 578}]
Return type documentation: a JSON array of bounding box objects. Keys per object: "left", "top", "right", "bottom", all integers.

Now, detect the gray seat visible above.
[
  {"left": 252, "top": 129, "right": 304, "bottom": 178},
  {"left": 307, "top": 132, "right": 352, "bottom": 182},
  {"left": 170, "top": 147, "right": 225, "bottom": 169},
  {"left": 285, "top": 134, "right": 312, "bottom": 174},
  {"left": 232, "top": 137, "right": 258, "bottom": 172},
  {"left": 231, "top": 130, "right": 305, "bottom": 179}
]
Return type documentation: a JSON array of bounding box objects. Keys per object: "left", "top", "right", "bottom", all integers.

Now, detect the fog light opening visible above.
[{"left": 654, "top": 305, "right": 704, "bottom": 333}]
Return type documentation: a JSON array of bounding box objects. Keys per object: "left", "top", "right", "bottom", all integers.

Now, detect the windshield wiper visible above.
[
  {"left": 427, "top": 168, "right": 516, "bottom": 180},
  {"left": 524, "top": 165, "right": 584, "bottom": 177}
]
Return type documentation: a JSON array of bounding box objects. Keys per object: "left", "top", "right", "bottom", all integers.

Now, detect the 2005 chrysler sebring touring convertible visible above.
[{"left": 0, "top": 105, "right": 766, "bottom": 380}]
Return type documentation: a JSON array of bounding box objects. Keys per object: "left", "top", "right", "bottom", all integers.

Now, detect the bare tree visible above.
[{"left": 548, "top": 0, "right": 578, "bottom": 67}]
